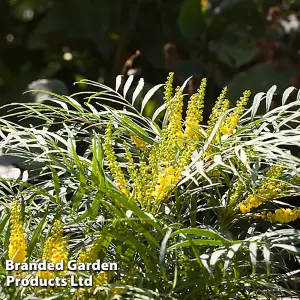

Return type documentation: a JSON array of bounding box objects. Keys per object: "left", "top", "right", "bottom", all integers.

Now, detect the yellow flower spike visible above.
[
  {"left": 38, "top": 270, "right": 56, "bottom": 280},
  {"left": 164, "top": 86, "right": 184, "bottom": 163},
  {"left": 235, "top": 90, "right": 251, "bottom": 116},
  {"left": 206, "top": 87, "right": 229, "bottom": 136},
  {"left": 157, "top": 80, "right": 208, "bottom": 188},
  {"left": 164, "top": 72, "right": 174, "bottom": 105},
  {"left": 220, "top": 115, "right": 238, "bottom": 135},
  {"left": 147, "top": 75, "right": 185, "bottom": 204},
  {"left": 221, "top": 90, "right": 251, "bottom": 135},
  {"left": 124, "top": 142, "right": 138, "bottom": 184},
  {"left": 72, "top": 290, "right": 85, "bottom": 300},
  {"left": 239, "top": 203, "right": 249, "bottom": 214},
  {"left": 254, "top": 208, "right": 300, "bottom": 224},
  {"left": 95, "top": 271, "right": 108, "bottom": 284},
  {"left": 291, "top": 175, "right": 300, "bottom": 186},
  {"left": 104, "top": 121, "right": 130, "bottom": 198},
  {"left": 124, "top": 142, "right": 148, "bottom": 206},
  {"left": 132, "top": 161, "right": 152, "bottom": 206},
  {"left": 153, "top": 166, "right": 181, "bottom": 201},
  {"left": 177, "top": 131, "right": 184, "bottom": 139},
  {"left": 9, "top": 200, "right": 27, "bottom": 263},
  {"left": 38, "top": 220, "right": 68, "bottom": 279},
  {"left": 239, "top": 165, "right": 288, "bottom": 213},
  {"left": 148, "top": 85, "right": 185, "bottom": 205},
  {"left": 185, "top": 78, "right": 206, "bottom": 140},
  {"left": 166, "top": 166, "right": 176, "bottom": 176},
  {"left": 72, "top": 237, "right": 107, "bottom": 299}
]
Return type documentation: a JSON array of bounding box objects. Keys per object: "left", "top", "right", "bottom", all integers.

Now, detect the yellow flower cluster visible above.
[
  {"left": 239, "top": 165, "right": 287, "bottom": 214},
  {"left": 220, "top": 116, "right": 238, "bottom": 135},
  {"left": 163, "top": 86, "right": 184, "bottom": 164},
  {"left": 184, "top": 78, "right": 206, "bottom": 140},
  {"left": 164, "top": 72, "right": 174, "bottom": 105},
  {"left": 103, "top": 73, "right": 253, "bottom": 212},
  {"left": 151, "top": 78, "right": 207, "bottom": 204},
  {"left": 152, "top": 72, "right": 181, "bottom": 168},
  {"left": 95, "top": 271, "right": 108, "bottom": 285},
  {"left": 254, "top": 208, "right": 300, "bottom": 223},
  {"left": 72, "top": 291, "right": 84, "bottom": 300},
  {"left": 291, "top": 175, "right": 300, "bottom": 186},
  {"left": 239, "top": 195, "right": 263, "bottom": 214},
  {"left": 104, "top": 121, "right": 130, "bottom": 198},
  {"left": 111, "top": 279, "right": 128, "bottom": 297},
  {"left": 153, "top": 166, "right": 181, "bottom": 200},
  {"left": 229, "top": 180, "right": 246, "bottom": 207},
  {"left": 38, "top": 220, "right": 68, "bottom": 279},
  {"left": 202, "top": 87, "right": 230, "bottom": 161},
  {"left": 38, "top": 270, "right": 55, "bottom": 280},
  {"left": 220, "top": 90, "right": 251, "bottom": 135},
  {"left": 9, "top": 200, "right": 27, "bottom": 263},
  {"left": 77, "top": 235, "right": 104, "bottom": 263},
  {"left": 206, "top": 87, "right": 229, "bottom": 136},
  {"left": 72, "top": 271, "right": 132, "bottom": 299}
]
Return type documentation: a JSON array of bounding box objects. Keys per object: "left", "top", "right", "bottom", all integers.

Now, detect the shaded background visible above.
[{"left": 1, "top": 0, "right": 300, "bottom": 119}]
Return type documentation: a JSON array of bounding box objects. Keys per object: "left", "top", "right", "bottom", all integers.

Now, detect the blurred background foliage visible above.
[{"left": 1, "top": 0, "right": 300, "bottom": 119}]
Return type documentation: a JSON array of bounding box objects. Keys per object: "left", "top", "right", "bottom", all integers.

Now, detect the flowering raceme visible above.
[
  {"left": 206, "top": 86, "right": 229, "bottom": 137},
  {"left": 254, "top": 208, "right": 300, "bottom": 223},
  {"left": 239, "top": 165, "right": 287, "bottom": 214},
  {"left": 9, "top": 200, "right": 27, "bottom": 263},
  {"left": 38, "top": 220, "right": 68, "bottom": 279},
  {"left": 104, "top": 121, "right": 130, "bottom": 198},
  {"left": 184, "top": 78, "right": 206, "bottom": 140},
  {"left": 220, "top": 90, "right": 251, "bottom": 135},
  {"left": 153, "top": 166, "right": 179, "bottom": 200}
]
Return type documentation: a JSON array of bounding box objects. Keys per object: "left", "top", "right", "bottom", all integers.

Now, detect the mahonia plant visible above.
[
  {"left": 3, "top": 73, "right": 300, "bottom": 300},
  {"left": 103, "top": 73, "right": 252, "bottom": 214},
  {"left": 103, "top": 73, "right": 300, "bottom": 227}
]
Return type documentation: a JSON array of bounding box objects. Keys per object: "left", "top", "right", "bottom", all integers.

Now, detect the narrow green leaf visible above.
[
  {"left": 170, "top": 228, "right": 230, "bottom": 243},
  {"left": 0, "top": 213, "right": 9, "bottom": 235},
  {"left": 168, "top": 239, "right": 226, "bottom": 251},
  {"left": 49, "top": 166, "right": 61, "bottom": 204},
  {"left": 28, "top": 214, "right": 47, "bottom": 259}
]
